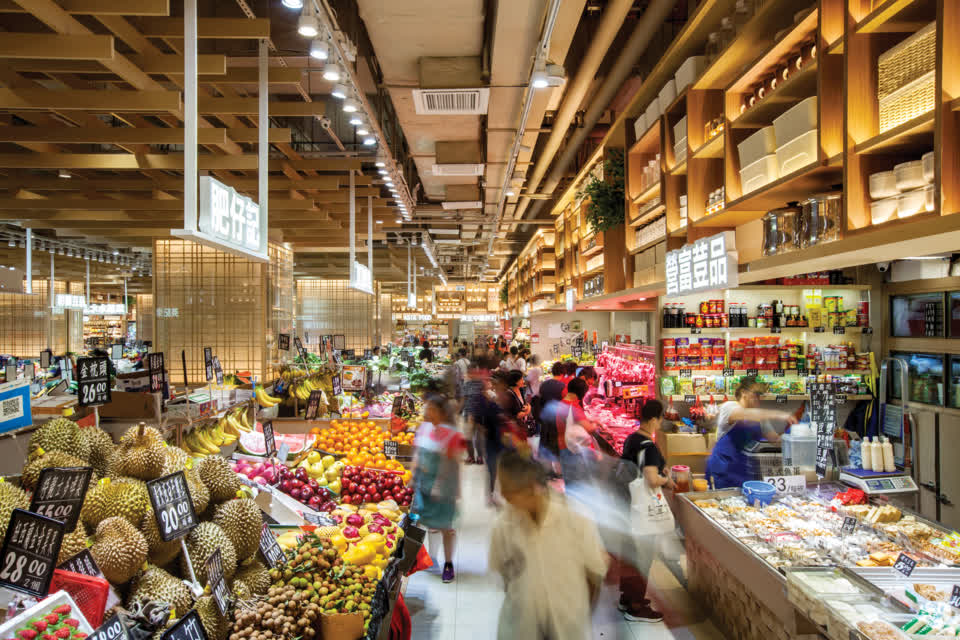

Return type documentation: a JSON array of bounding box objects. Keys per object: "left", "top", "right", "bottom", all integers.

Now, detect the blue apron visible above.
[{"left": 706, "top": 422, "right": 765, "bottom": 489}]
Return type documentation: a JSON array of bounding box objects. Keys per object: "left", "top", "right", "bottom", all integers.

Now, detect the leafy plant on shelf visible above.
[
  {"left": 499, "top": 281, "right": 509, "bottom": 305},
  {"left": 581, "top": 148, "right": 625, "bottom": 235}
]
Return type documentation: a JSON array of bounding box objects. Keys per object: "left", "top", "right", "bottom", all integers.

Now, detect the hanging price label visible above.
[
  {"left": 723, "top": 368, "right": 735, "bottom": 377},
  {"left": 161, "top": 610, "right": 208, "bottom": 640},
  {"left": 332, "top": 374, "right": 342, "bottom": 396},
  {"left": 294, "top": 336, "right": 308, "bottom": 364},
  {"left": 836, "top": 394, "right": 848, "bottom": 404},
  {"left": 304, "top": 390, "right": 324, "bottom": 421},
  {"left": 763, "top": 475, "right": 806, "bottom": 495},
  {"left": 842, "top": 517, "right": 857, "bottom": 535},
  {"left": 814, "top": 326, "right": 826, "bottom": 333},
  {"left": 203, "top": 347, "right": 213, "bottom": 382},
  {"left": 683, "top": 395, "right": 696, "bottom": 404},
  {"left": 258, "top": 524, "right": 285, "bottom": 569},
  {"left": 690, "top": 327, "right": 701, "bottom": 335},
  {"left": 211, "top": 356, "right": 224, "bottom": 386},
  {"left": 893, "top": 553, "right": 917, "bottom": 578},
  {"left": 89, "top": 614, "right": 131, "bottom": 640},
  {"left": 833, "top": 326, "right": 847, "bottom": 335},
  {"left": 770, "top": 326, "right": 781, "bottom": 334},
  {"left": 776, "top": 394, "right": 789, "bottom": 404},
  {"left": 148, "top": 352, "right": 166, "bottom": 396},
  {"left": 147, "top": 471, "right": 198, "bottom": 542},
  {"left": 0, "top": 508, "right": 65, "bottom": 596},
  {"left": 746, "top": 368, "right": 759, "bottom": 376},
  {"left": 277, "top": 334, "right": 290, "bottom": 351},
  {"left": 262, "top": 420, "right": 276, "bottom": 458},
  {"left": 949, "top": 585, "right": 960, "bottom": 609},
  {"left": 206, "top": 548, "right": 230, "bottom": 615},
  {"left": 77, "top": 356, "right": 111, "bottom": 407},
  {"left": 29, "top": 466, "right": 93, "bottom": 532}
]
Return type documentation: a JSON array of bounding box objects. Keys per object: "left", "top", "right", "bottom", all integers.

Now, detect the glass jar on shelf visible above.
[
  {"left": 719, "top": 17, "right": 736, "bottom": 50},
  {"left": 733, "top": 0, "right": 754, "bottom": 33},
  {"left": 704, "top": 32, "right": 722, "bottom": 65}
]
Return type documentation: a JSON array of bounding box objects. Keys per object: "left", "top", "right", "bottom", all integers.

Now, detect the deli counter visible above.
[{"left": 677, "top": 486, "right": 960, "bottom": 640}]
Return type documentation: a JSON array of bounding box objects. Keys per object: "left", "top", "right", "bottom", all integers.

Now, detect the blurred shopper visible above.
[
  {"left": 489, "top": 452, "right": 608, "bottom": 640},
  {"left": 411, "top": 393, "right": 464, "bottom": 583},
  {"left": 617, "top": 399, "right": 675, "bottom": 622},
  {"left": 419, "top": 340, "right": 434, "bottom": 363},
  {"left": 556, "top": 378, "right": 598, "bottom": 487},
  {"left": 536, "top": 374, "right": 566, "bottom": 469},
  {"left": 578, "top": 366, "right": 600, "bottom": 405},
  {"left": 525, "top": 354, "right": 543, "bottom": 399}
]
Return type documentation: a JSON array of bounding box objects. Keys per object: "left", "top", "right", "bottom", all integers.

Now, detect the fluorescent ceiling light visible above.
[
  {"left": 297, "top": 13, "right": 319, "bottom": 37},
  {"left": 322, "top": 63, "right": 341, "bottom": 82},
  {"left": 363, "top": 136, "right": 376, "bottom": 146},
  {"left": 281, "top": 0, "right": 303, "bottom": 7},
  {"left": 342, "top": 98, "right": 359, "bottom": 113},
  {"left": 309, "top": 38, "right": 329, "bottom": 60},
  {"left": 375, "top": 158, "right": 386, "bottom": 168},
  {"left": 330, "top": 83, "right": 347, "bottom": 99}
]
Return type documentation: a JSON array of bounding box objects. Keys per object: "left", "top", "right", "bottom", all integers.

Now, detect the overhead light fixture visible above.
[
  {"left": 378, "top": 168, "right": 388, "bottom": 175},
  {"left": 384, "top": 178, "right": 393, "bottom": 185},
  {"left": 7, "top": 266, "right": 13, "bottom": 271},
  {"left": 376, "top": 220, "right": 383, "bottom": 224},
  {"left": 348, "top": 114, "right": 363, "bottom": 126},
  {"left": 330, "top": 83, "right": 347, "bottom": 99},
  {"left": 6, "top": 240, "right": 13, "bottom": 248},
  {"left": 342, "top": 98, "right": 359, "bottom": 113},
  {"left": 356, "top": 126, "right": 370, "bottom": 136},
  {"left": 395, "top": 218, "right": 402, "bottom": 224},
  {"left": 58, "top": 169, "right": 71, "bottom": 179},
  {"left": 281, "top": 0, "right": 303, "bottom": 7},
  {"left": 531, "top": 60, "right": 548, "bottom": 89},
  {"left": 297, "top": 14, "right": 319, "bottom": 37},
  {"left": 58, "top": 247, "right": 64, "bottom": 256},
  {"left": 375, "top": 157, "right": 386, "bottom": 168},
  {"left": 545, "top": 63, "right": 566, "bottom": 86},
  {"left": 309, "top": 38, "right": 329, "bottom": 60},
  {"left": 363, "top": 136, "right": 376, "bottom": 146},
  {"left": 506, "top": 189, "right": 515, "bottom": 197},
  {"left": 322, "top": 63, "right": 341, "bottom": 82}
]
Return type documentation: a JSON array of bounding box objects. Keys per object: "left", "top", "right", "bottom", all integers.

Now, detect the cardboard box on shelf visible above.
[{"left": 98, "top": 391, "right": 162, "bottom": 421}]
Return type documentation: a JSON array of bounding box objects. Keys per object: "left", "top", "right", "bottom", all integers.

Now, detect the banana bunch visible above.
[
  {"left": 254, "top": 385, "right": 282, "bottom": 407},
  {"left": 182, "top": 407, "right": 252, "bottom": 456},
  {"left": 289, "top": 376, "right": 325, "bottom": 401}
]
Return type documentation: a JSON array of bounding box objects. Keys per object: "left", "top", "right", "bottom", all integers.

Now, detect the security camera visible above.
[
  {"left": 318, "top": 116, "right": 332, "bottom": 130},
  {"left": 877, "top": 261, "right": 891, "bottom": 273}
]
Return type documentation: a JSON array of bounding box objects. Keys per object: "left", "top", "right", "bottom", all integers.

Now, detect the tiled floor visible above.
[{"left": 404, "top": 465, "right": 727, "bottom": 639}]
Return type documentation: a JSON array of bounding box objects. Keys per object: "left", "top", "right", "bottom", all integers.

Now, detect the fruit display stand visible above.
[{"left": 0, "top": 591, "right": 93, "bottom": 639}]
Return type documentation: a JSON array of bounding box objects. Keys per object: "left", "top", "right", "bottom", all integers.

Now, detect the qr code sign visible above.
[{"left": 2, "top": 396, "right": 22, "bottom": 420}]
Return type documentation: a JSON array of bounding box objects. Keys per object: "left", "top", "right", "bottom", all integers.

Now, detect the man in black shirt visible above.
[{"left": 418, "top": 340, "right": 434, "bottom": 363}]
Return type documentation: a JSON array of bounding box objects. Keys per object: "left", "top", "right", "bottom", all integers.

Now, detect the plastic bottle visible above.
[
  {"left": 862, "top": 437, "right": 874, "bottom": 471},
  {"left": 869, "top": 437, "right": 882, "bottom": 472},
  {"left": 881, "top": 436, "right": 896, "bottom": 472}
]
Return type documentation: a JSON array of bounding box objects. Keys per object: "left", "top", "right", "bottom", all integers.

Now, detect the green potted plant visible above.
[{"left": 581, "top": 149, "right": 625, "bottom": 236}]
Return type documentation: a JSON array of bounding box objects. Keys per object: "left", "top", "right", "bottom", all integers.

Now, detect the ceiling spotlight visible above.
[
  {"left": 384, "top": 178, "right": 393, "bottom": 185},
  {"left": 281, "top": 0, "right": 303, "bottom": 7},
  {"left": 378, "top": 168, "right": 388, "bottom": 175},
  {"left": 348, "top": 114, "right": 363, "bottom": 126},
  {"left": 356, "top": 126, "right": 370, "bottom": 136},
  {"left": 375, "top": 157, "right": 386, "bottom": 168},
  {"left": 112, "top": 249, "right": 119, "bottom": 255},
  {"left": 531, "top": 60, "right": 548, "bottom": 89},
  {"left": 363, "top": 136, "right": 376, "bottom": 146},
  {"left": 376, "top": 220, "right": 383, "bottom": 224},
  {"left": 297, "top": 6, "right": 319, "bottom": 37},
  {"left": 58, "top": 169, "right": 71, "bottom": 179},
  {"left": 342, "top": 98, "right": 359, "bottom": 113},
  {"left": 506, "top": 189, "right": 515, "bottom": 197},
  {"left": 545, "top": 63, "right": 566, "bottom": 86},
  {"left": 7, "top": 266, "right": 13, "bottom": 271},
  {"left": 309, "top": 38, "right": 329, "bottom": 60},
  {"left": 330, "top": 83, "right": 347, "bottom": 99},
  {"left": 395, "top": 218, "right": 402, "bottom": 224},
  {"left": 322, "top": 63, "right": 341, "bottom": 82},
  {"left": 58, "top": 247, "right": 64, "bottom": 256},
  {"left": 6, "top": 239, "right": 13, "bottom": 248},
  {"left": 67, "top": 248, "right": 73, "bottom": 257}
]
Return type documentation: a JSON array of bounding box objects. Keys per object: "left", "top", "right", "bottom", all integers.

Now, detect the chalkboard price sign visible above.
[
  {"left": 203, "top": 347, "right": 213, "bottom": 383},
  {"left": 332, "top": 374, "right": 342, "bottom": 396},
  {"left": 770, "top": 326, "right": 782, "bottom": 334},
  {"left": 776, "top": 395, "right": 788, "bottom": 404},
  {"left": 77, "top": 356, "right": 111, "bottom": 407},
  {"left": 294, "top": 337, "right": 308, "bottom": 364},
  {"left": 746, "top": 368, "right": 759, "bottom": 377},
  {"left": 772, "top": 369, "right": 785, "bottom": 377},
  {"left": 678, "top": 369, "right": 692, "bottom": 378},
  {"left": 29, "top": 466, "right": 93, "bottom": 532},
  {"left": 383, "top": 440, "right": 398, "bottom": 457},
  {"left": 147, "top": 471, "right": 198, "bottom": 542},
  {"left": 683, "top": 394, "right": 696, "bottom": 404},
  {"left": 161, "top": 610, "right": 208, "bottom": 640},
  {"left": 211, "top": 356, "right": 224, "bottom": 386},
  {"left": 206, "top": 548, "right": 230, "bottom": 615},
  {"left": 304, "top": 391, "right": 324, "bottom": 421},
  {"left": 262, "top": 420, "right": 276, "bottom": 458},
  {"left": 723, "top": 368, "right": 735, "bottom": 377},
  {"left": 88, "top": 614, "right": 131, "bottom": 640},
  {"left": 391, "top": 394, "right": 403, "bottom": 419},
  {"left": 258, "top": 524, "right": 285, "bottom": 569},
  {"left": 842, "top": 517, "right": 857, "bottom": 535},
  {"left": 833, "top": 325, "right": 847, "bottom": 335},
  {"left": 58, "top": 548, "right": 103, "bottom": 578},
  {"left": 0, "top": 508, "right": 65, "bottom": 596},
  {"left": 277, "top": 334, "right": 290, "bottom": 351},
  {"left": 148, "top": 352, "right": 166, "bottom": 396},
  {"left": 893, "top": 553, "right": 917, "bottom": 578}
]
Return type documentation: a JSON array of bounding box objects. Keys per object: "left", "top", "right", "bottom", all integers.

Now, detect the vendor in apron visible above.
[{"left": 707, "top": 379, "right": 796, "bottom": 489}]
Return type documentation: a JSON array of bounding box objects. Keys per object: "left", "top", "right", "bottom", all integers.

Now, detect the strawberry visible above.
[
  {"left": 71, "top": 635, "right": 87, "bottom": 640},
  {"left": 43, "top": 616, "right": 58, "bottom": 625},
  {"left": 52, "top": 606, "right": 71, "bottom": 616},
  {"left": 42, "top": 635, "right": 56, "bottom": 640},
  {"left": 59, "top": 622, "right": 77, "bottom": 630},
  {"left": 53, "top": 631, "right": 70, "bottom": 640},
  {"left": 28, "top": 623, "right": 46, "bottom": 633},
  {"left": 17, "top": 631, "right": 38, "bottom": 640}
]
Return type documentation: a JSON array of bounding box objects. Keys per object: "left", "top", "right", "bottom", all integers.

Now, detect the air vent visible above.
[
  {"left": 432, "top": 163, "right": 485, "bottom": 176},
  {"left": 412, "top": 88, "right": 489, "bottom": 115}
]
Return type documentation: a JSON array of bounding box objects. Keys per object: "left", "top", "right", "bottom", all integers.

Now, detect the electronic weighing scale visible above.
[{"left": 839, "top": 467, "right": 919, "bottom": 508}]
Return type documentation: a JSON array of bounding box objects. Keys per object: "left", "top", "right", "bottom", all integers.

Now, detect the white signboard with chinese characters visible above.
[
  {"left": 174, "top": 176, "right": 268, "bottom": 262},
  {"left": 665, "top": 231, "right": 738, "bottom": 297},
  {"left": 350, "top": 261, "right": 374, "bottom": 295}
]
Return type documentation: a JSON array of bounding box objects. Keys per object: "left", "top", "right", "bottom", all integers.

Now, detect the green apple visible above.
[
  {"left": 324, "top": 466, "right": 340, "bottom": 483},
  {"left": 321, "top": 455, "right": 336, "bottom": 469},
  {"left": 316, "top": 475, "right": 328, "bottom": 487},
  {"left": 307, "top": 451, "right": 322, "bottom": 464}
]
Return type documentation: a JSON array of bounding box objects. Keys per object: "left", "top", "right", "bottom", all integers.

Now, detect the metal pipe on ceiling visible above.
[{"left": 517, "top": 0, "right": 681, "bottom": 230}]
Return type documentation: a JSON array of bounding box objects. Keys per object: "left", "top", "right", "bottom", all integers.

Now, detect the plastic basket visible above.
[
  {"left": 878, "top": 70, "right": 935, "bottom": 133},
  {"left": 49, "top": 568, "right": 110, "bottom": 627},
  {"left": 878, "top": 22, "right": 935, "bottom": 100}
]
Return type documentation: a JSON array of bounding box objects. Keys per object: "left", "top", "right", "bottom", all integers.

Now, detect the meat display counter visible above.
[{"left": 677, "top": 485, "right": 960, "bottom": 640}]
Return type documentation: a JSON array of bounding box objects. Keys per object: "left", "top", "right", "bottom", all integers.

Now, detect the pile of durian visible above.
[{"left": 11, "top": 417, "right": 269, "bottom": 640}]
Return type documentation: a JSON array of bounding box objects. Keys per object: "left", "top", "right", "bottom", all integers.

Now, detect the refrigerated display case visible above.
[
  {"left": 890, "top": 292, "right": 944, "bottom": 337},
  {"left": 888, "top": 351, "right": 944, "bottom": 406}
]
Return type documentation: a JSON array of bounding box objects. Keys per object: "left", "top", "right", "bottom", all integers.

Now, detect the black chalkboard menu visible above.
[{"left": 810, "top": 382, "right": 837, "bottom": 478}]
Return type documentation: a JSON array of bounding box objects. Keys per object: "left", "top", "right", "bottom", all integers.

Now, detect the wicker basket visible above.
[
  {"left": 878, "top": 22, "right": 935, "bottom": 101},
  {"left": 879, "top": 70, "right": 935, "bottom": 133}
]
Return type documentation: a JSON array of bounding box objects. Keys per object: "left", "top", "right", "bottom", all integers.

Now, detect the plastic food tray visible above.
[
  {"left": 898, "top": 186, "right": 926, "bottom": 218},
  {"left": 0, "top": 590, "right": 94, "bottom": 638},
  {"left": 785, "top": 567, "right": 877, "bottom": 626},
  {"left": 871, "top": 195, "right": 899, "bottom": 225},
  {"left": 824, "top": 594, "right": 911, "bottom": 640},
  {"left": 895, "top": 160, "right": 925, "bottom": 191}
]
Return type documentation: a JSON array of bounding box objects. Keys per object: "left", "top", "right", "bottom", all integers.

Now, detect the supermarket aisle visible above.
[{"left": 404, "top": 465, "right": 727, "bottom": 640}]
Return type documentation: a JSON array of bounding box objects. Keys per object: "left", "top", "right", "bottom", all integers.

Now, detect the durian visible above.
[
  {"left": 130, "top": 565, "right": 194, "bottom": 615},
  {"left": 81, "top": 477, "right": 149, "bottom": 528},
  {"left": 29, "top": 417, "right": 91, "bottom": 460},
  {"left": 161, "top": 445, "right": 189, "bottom": 475},
  {"left": 57, "top": 523, "right": 89, "bottom": 565},
  {"left": 182, "top": 522, "right": 237, "bottom": 584},
  {"left": 195, "top": 595, "right": 228, "bottom": 640},
  {"left": 230, "top": 579, "right": 252, "bottom": 600},
  {"left": 212, "top": 498, "right": 261, "bottom": 559},
  {"left": 186, "top": 470, "right": 210, "bottom": 515},
  {"left": 194, "top": 456, "right": 241, "bottom": 503},
  {"left": 22, "top": 451, "right": 90, "bottom": 490},
  {"left": 109, "top": 422, "right": 165, "bottom": 480},
  {"left": 141, "top": 509, "right": 181, "bottom": 568},
  {"left": 90, "top": 516, "right": 149, "bottom": 585},
  {"left": 232, "top": 560, "right": 270, "bottom": 595},
  {"left": 0, "top": 481, "right": 28, "bottom": 539},
  {"left": 79, "top": 426, "right": 115, "bottom": 476}
]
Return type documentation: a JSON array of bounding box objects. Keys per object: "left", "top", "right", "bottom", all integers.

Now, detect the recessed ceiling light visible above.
[
  {"left": 330, "top": 83, "right": 347, "bottom": 99},
  {"left": 363, "top": 136, "right": 376, "bottom": 146},
  {"left": 322, "top": 63, "right": 341, "bottom": 82},
  {"left": 309, "top": 38, "right": 329, "bottom": 60},
  {"left": 342, "top": 98, "right": 359, "bottom": 113}
]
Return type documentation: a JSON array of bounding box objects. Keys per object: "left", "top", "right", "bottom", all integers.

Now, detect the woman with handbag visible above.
[{"left": 618, "top": 399, "right": 675, "bottom": 623}]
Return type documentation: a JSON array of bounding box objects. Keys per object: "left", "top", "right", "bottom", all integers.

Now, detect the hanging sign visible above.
[
  {"left": 277, "top": 334, "right": 290, "bottom": 351},
  {"left": 211, "top": 356, "right": 224, "bottom": 386},
  {"left": 147, "top": 471, "right": 198, "bottom": 542},
  {"left": 304, "top": 390, "right": 324, "bottom": 420},
  {"left": 196, "top": 175, "right": 262, "bottom": 256},
  {"left": 341, "top": 366, "right": 366, "bottom": 392},
  {"left": 810, "top": 382, "right": 837, "bottom": 478},
  {"left": 148, "top": 352, "right": 166, "bottom": 396},
  {"left": 77, "top": 356, "right": 111, "bottom": 407},
  {"left": 262, "top": 420, "right": 277, "bottom": 458},
  {"left": 294, "top": 337, "right": 308, "bottom": 364},
  {"left": 350, "top": 261, "right": 374, "bottom": 295},
  {"left": 665, "top": 231, "right": 738, "bottom": 297},
  {"left": 29, "top": 466, "right": 93, "bottom": 532},
  {"left": 0, "top": 508, "right": 65, "bottom": 596},
  {"left": 161, "top": 609, "right": 208, "bottom": 640},
  {"left": 205, "top": 548, "right": 230, "bottom": 615},
  {"left": 258, "top": 524, "right": 285, "bottom": 568},
  {"left": 203, "top": 347, "right": 214, "bottom": 382},
  {"left": 332, "top": 374, "right": 342, "bottom": 396}
]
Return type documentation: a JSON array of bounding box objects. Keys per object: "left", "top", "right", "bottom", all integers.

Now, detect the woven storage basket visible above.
[
  {"left": 878, "top": 21, "right": 935, "bottom": 100},
  {"left": 879, "top": 70, "right": 935, "bottom": 133}
]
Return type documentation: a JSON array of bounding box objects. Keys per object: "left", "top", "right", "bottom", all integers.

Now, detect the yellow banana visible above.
[
  {"left": 183, "top": 433, "right": 207, "bottom": 456},
  {"left": 239, "top": 409, "right": 252, "bottom": 431},
  {"left": 255, "top": 386, "right": 281, "bottom": 407},
  {"left": 209, "top": 424, "right": 225, "bottom": 446},
  {"left": 221, "top": 415, "right": 240, "bottom": 437},
  {"left": 194, "top": 428, "right": 220, "bottom": 454}
]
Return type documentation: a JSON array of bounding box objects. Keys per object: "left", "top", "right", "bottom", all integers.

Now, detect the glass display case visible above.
[
  {"left": 889, "top": 351, "right": 944, "bottom": 406},
  {"left": 950, "top": 292, "right": 960, "bottom": 337},
  {"left": 890, "top": 293, "right": 944, "bottom": 337}
]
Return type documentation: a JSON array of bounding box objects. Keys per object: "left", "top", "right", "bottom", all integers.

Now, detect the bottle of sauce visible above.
[
  {"left": 881, "top": 436, "right": 896, "bottom": 472},
  {"left": 862, "top": 437, "right": 875, "bottom": 471}
]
